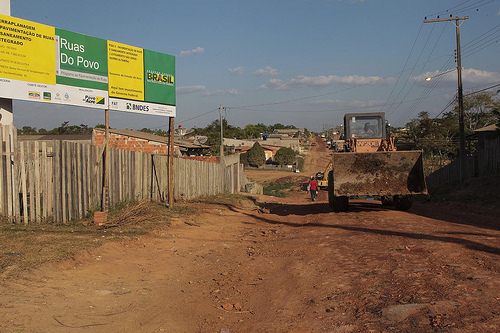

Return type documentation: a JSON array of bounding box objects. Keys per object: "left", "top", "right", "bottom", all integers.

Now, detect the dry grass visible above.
[
  {"left": 102, "top": 200, "right": 169, "bottom": 229},
  {"left": 0, "top": 201, "right": 177, "bottom": 280}
]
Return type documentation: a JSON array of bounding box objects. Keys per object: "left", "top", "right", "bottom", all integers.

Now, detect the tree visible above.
[
  {"left": 240, "top": 152, "right": 249, "bottom": 166},
  {"left": 246, "top": 142, "right": 266, "bottom": 167},
  {"left": 243, "top": 123, "right": 268, "bottom": 139},
  {"left": 274, "top": 147, "right": 296, "bottom": 166},
  {"left": 17, "top": 126, "right": 38, "bottom": 135},
  {"left": 404, "top": 111, "right": 456, "bottom": 159},
  {"left": 456, "top": 92, "right": 498, "bottom": 133},
  {"left": 270, "top": 123, "right": 296, "bottom": 131}
]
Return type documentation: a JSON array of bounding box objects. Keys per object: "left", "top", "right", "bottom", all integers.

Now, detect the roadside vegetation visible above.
[
  {"left": 395, "top": 92, "right": 500, "bottom": 175},
  {"left": 263, "top": 180, "right": 294, "bottom": 197},
  {"left": 0, "top": 201, "right": 187, "bottom": 280}
]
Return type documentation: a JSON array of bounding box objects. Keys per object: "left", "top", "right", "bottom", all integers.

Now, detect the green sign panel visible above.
[
  {"left": 144, "top": 49, "right": 175, "bottom": 105},
  {"left": 56, "top": 28, "right": 108, "bottom": 91}
]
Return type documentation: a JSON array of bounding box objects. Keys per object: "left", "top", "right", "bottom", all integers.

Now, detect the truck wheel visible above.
[
  {"left": 333, "top": 196, "right": 349, "bottom": 212},
  {"left": 393, "top": 195, "right": 412, "bottom": 210},
  {"left": 327, "top": 171, "right": 334, "bottom": 210}
]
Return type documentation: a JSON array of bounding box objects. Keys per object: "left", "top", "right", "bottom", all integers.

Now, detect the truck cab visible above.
[{"left": 343, "top": 112, "right": 394, "bottom": 153}]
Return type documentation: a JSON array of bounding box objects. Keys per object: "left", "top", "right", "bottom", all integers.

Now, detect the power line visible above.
[
  {"left": 454, "top": 0, "right": 496, "bottom": 15},
  {"left": 387, "top": 24, "right": 438, "bottom": 115},
  {"left": 428, "top": 0, "right": 475, "bottom": 17},
  {"left": 392, "top": 24, "right": 449, "bottom": 118},
  {"left": 382, "top": 23, "right": 424, "bottom": 111},
  {"left": 464, "top": 82, "right": 500, "bottom": 96},
  {"left": 228, "top": 85, "right": 360, "bottom": 109}
]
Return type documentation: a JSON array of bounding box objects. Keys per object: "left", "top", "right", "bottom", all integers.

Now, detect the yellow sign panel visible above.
[
  {"left": 107, "top": 40, "right": 144, "bottom": 101},
  {"left": 0, "top": 14, "right": 55, "bottom": 84}
]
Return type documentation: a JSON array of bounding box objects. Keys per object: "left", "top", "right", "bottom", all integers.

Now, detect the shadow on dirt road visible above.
[
  {"left": 224, "top": 202, "right": 500, "bottom": 256},
  {"left": 260, "top": 200, "right": 386, "bottom": 216}
]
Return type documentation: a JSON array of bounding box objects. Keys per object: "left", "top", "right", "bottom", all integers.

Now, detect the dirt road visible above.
[{"left": 1, "top": 139, "right": 499, "bottom": 332}]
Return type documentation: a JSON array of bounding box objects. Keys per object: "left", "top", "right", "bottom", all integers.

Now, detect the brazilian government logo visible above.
[{"left": 146, "top": 70, "right": 174, "bottom": 86}]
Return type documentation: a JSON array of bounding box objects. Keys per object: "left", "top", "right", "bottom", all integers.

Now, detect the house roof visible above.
[
  {"left": 261, "top": 145, "right": 281, "bottom": 152},
  {"left": 94, "top": 128, "right": 210, "bottom": 149},
  {"left": 474, "top": 124, "right": 499, "bottom": 133}
]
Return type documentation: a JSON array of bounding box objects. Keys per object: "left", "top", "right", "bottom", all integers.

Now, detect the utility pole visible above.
[
  {"left": 219, "top": 105, "right": 225, "bottom": 191},
  {"left": 424, "top": 15, "right": 468, "bottom": 186}
]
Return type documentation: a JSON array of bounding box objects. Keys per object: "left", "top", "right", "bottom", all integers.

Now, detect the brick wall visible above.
[{"left": 93, "top": 130, "right": 169, "bottom": 154}]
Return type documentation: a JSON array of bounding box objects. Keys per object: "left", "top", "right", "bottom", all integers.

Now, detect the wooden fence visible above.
[
  {"left": 0, "top": 125, "right": 17, "bottom": 222},
  {"left": 1, "top": 128, "right": 243, "bottom": 224},
  {"left": 426, "top": 135, "right": 500, "bottom": 189}
]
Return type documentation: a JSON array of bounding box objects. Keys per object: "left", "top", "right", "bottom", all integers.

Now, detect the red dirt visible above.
[{"left": 0, "top": 138, "right": 499, "bottom": 332}]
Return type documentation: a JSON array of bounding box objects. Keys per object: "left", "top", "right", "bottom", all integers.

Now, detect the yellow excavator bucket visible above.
[{"left": 331, "top": 151, "right": 427, "bottom": 197}]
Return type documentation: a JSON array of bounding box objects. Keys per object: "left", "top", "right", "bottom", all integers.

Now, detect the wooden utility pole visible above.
[
  {"left": 424, "top": 15, "right": 468, "bottom": 186},
  {"left": 101, "top": 109, "right": 110, "bottom": 211},
  {"left": 167, "top": 116, "right": 175, "bottom": 207}
]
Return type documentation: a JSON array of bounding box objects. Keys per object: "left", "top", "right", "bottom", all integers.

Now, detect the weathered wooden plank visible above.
[
  {"left": 11, "top": 128, "right": 19, "bottom": 223},
  {"left": 53, "top": 142, "right": 60, "bottom": 223},
  {"left": 61, "top": 142, "right": 67, "bottom": 223},
  {"left": 34, "top": 141, "right": 41, "bottom": 223},
  {"left": 41, "top": 142, "right": 49, "bottom": 221},
  {"left": 19, "top": 143, "right": 28, "bottom": 224},
  {"left": 27, "top": 142, "right": 35, "bottom": 224},
  {"left": 83, "top": 144, "right": 89, "bottom": 217},
  {"left": 4, "top": 128, "right": 13, "bottom": 220}
]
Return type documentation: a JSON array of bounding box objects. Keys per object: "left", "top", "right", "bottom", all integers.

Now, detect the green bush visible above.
[
  {"left": 263, "top": 181, "right": 294, "bottom": 197},
  {"left": 274, "top": 147, "right": 296, "bottom": 165},
  {"left": 247, "top": 142, "right": 266, "bottom": 167}
]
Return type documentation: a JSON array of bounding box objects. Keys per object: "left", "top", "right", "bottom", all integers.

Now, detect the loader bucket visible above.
[{"left": 332, "top": 151, "right": 427, "bottom": 197}]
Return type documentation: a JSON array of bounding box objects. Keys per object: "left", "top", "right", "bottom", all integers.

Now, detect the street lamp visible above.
[{"left": 424, "top": 68, "right": 457, "bottom": 81}]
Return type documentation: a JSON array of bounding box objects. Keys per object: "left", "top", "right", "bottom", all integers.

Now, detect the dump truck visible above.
[{"left": 328, "top": 112, "right": 427, "bottom": 211}]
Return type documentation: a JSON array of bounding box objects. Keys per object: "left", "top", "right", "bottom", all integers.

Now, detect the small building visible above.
[
  {"left": 474, "top": 124, "right": 500, "bottom": 175},
  {"left": 261, "top": 145, "right": 281, "bottom": 162},
  {"left": 274, "top": 128, "right": 305, "bottom": 137},
  {"left": 93, "top": 128, "right": 210, "bottom": 156}
]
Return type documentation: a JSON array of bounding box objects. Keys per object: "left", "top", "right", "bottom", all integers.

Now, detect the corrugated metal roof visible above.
[
  {"left": 94, "top": 128, "right": 210, "bottom": 148},
  {"left": 474, "top": 124, "right": 499, "bottom": 132}
]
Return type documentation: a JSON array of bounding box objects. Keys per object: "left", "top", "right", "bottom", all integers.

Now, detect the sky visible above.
[{"left": 7, "top": 0, "right": 500, "bottom": 131}]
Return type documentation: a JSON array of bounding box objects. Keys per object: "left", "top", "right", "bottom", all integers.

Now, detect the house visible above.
[
  {"left": 93, "top": 128, "right": 210, "bottom": 156},
  {"left": 261, "top": 145, "right": 281, "bottom": 162},
  {"left": 473, "top": 124, "right": 500, "bottom": 175},
  {"left": 223, "top": 137, "right": 302, "bottom": 154},
  {"left": 274, "top": 128, "right": 305, "bottom": 137},
  {"left": 258, "top": 137, "right": 301, "bottom": 152}
]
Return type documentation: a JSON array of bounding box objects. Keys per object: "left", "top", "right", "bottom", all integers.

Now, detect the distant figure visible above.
[
  {"left": 363, "top": 122, "right": 375, "bottom": 136},
  {"left": 308, "top": 176, "right": 318, "bottom": 201}
]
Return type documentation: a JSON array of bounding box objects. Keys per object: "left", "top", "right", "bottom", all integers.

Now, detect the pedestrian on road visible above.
[{"left": 308, "top": 176, "right": 318, "bottom": 201}]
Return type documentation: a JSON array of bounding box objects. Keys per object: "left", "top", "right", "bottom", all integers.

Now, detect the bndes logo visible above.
[{"left": 126, "top": 102, "right": 150, "bottom": 112}]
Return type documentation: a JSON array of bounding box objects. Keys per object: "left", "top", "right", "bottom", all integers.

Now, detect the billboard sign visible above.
[{"left": 0, "top": 14, "right": 175, "bottom": 116}]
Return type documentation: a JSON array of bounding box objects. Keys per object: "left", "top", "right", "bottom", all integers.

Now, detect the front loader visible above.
[{"left": 328, "top": 112, "right": 427, "bottom": 211}]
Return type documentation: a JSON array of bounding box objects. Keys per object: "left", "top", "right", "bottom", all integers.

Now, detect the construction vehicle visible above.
[
  {"left": 328, "top": 112, "right": 427, "bottom": 211},
  {"left": 316, "top": 161, "right": 331, "bottom": 190}
]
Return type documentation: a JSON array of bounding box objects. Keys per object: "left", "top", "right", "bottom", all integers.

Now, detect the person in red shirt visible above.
[{"left": 308, "top": 176, "right": 318, "bottom": 201}]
